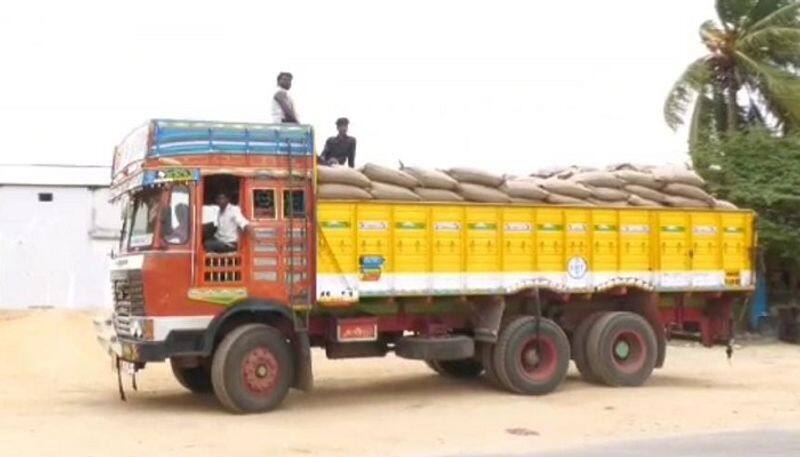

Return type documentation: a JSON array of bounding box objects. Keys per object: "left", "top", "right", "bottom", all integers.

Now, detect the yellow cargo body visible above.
[{"left": 316, "top": 201, "right": 755, "bottom": 303}]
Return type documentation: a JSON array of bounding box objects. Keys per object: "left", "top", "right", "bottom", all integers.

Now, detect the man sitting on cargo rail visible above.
[
  {"left": 271, "top": 72, "right": 298, "bottom": 124},
  {"left": 319, "top": 117, "right": 356, "bottom": 167},
  {"left": 204, "top": 193, "right": 251, "bottom": 253}
]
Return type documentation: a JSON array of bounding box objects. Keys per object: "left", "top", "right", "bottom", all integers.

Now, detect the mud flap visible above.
[{"left": 292, "top": 330, "right": 314, "bottom": 391}]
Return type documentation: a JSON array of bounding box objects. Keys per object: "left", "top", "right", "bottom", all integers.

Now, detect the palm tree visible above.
[{"left": 665, "top": 0, "right": 800, "bottom": 147}]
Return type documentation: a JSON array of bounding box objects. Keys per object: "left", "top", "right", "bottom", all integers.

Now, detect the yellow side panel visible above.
[
  {"left": 502, "top": 207, "right": 535, "bottom": 272},
  {"left": 690, "top": 212, "right": 721, "bottom": 271},
  {"left": 535, "top": 208, "right": 564, "bottom": 272},
  {"left": 721, "top": 212, "right": 750, "bottom": 273},
  {"left": 590, "top": 209, "right": 619, "bottom": 272},
  {"left": 317, "top": 202, "right": 357, "bottom": 274},
  {"left": 465, "top": 207, "right": 501, "bottom": 273},
  {"left": 658, "top": 212, "right": 690, "bottom": 271},
  {"left": 618, "top": 211, "right": 651, "bottom": 272},
  {"left": 565, "top": 209, "right": 591, "bottom": 266},
  {"left": 431, "top": 206, "right": 465, "bottom": 273},
  {"left": 392, "top": 205, "right": 429, "bottom": 273},
  {"left": 356, "top": 203, "right": 392, "bottom": 274}
]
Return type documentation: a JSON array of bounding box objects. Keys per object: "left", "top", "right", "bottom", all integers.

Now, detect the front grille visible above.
[{"left": 111, "top": 269, "right": 145, "bottom": 337}]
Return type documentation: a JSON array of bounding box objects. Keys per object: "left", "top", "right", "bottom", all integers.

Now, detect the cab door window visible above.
[
  {"left": 283, "top": 189, "right": 306, "bottom": 218},
  {"left": 162, "top": 186, "right": 191, "bottom": 245},
  {"left": 253, "top": 189, "right": 277, "bottom": 220}
]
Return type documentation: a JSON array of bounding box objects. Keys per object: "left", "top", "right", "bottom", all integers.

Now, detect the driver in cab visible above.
[{"left": 204, "top": 193, "right": 251, "bottom": 253}]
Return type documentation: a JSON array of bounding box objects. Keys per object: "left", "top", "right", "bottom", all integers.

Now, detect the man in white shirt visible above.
[
  {"left": 271, "top": 72, "right": 298, "bottom": 124},
  {"left": 204, "top": 193, "right": 251, "bottom": 253}
]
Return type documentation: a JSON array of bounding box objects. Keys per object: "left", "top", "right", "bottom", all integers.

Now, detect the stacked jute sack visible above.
[{"left": 316, "top": 162, "right": 737, "bottom": 210}]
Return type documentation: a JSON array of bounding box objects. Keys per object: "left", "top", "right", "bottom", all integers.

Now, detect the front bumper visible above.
[{"left": 93, "top": 313, "right": 208, "bottom": 363}]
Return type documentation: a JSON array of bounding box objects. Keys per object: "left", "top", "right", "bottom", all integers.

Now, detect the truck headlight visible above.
[{"left": 130, "top": 318, "right": 154, "bottom": 340}]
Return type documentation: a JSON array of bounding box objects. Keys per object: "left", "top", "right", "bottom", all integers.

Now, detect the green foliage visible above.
[
  {"left": 665, "top": 0, "right": 800, "bottom": 142},
  {"left": 692, "top": 128, "right": 800, "bottom": 264}
]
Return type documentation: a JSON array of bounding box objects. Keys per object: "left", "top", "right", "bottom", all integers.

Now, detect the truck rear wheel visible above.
[
  {"left": 426, "top": 358, "right": 484, "bottom": 378},
  {"left": 494, "top": 317, "right": 570, "bottom": 395},
  {"left": 586, "top": 312, "right": 657, "bottom": 387},
  {"left": 211, "top": 323, "right": 294, "bottom": 414},
  {"left": 571, "top": 312, "right": 606, "bottom": 384},
  {"left": 170, "top": 357, "right": 212, "bottom": 393}
]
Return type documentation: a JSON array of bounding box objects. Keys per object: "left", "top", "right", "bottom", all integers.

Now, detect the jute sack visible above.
[
  {"left": 318, "top": 183, "right": 372, "bottom": 200},
  {"left": 317, "top": 165, "right": 372, "bottom": 188},
  {"left": 628, "top": 195, "right": 663, "bottom": 207},
  {"left": 370, "top": 181, "right": 422, "bottom": 201},
  {"left": 541, "top": 178, "right": 592, "bottom": 199},
  {"left": 546, "top": 193, "right": 593, "bottom": 206},
  {"left": 662, "top": 183, "right": 714, "bottom": 203},
  {"left": 447, "top": 167, "right": 504, "bottom": 187},
  {"left": 457, "top": 183, "right": 512, "bottom": 203},
  {"left": 587, "top": 185, "right": 629, "bottom": 201},
  {"left": 402, "top": 166, "right": 459, "bottom": 190},
  {"left": 414, "top": 187, "right": 465, "bottom": 202},
  {"left": 501, "top": 179, "right": 550, "bottom": 200},
  {"left": 624, "top": 184, "right": 669, "bottom": 203},
  {"left": 511, "top": 197, "right": 545, "bottom": 204},
  {"left": 713, "top": 199, "right": 738, "bottom": 210},
  {"left": 651, "top": 166, "right": 705, "bottom": 187},
  {"left": 360, "top": 163, "right": 420, "bottom": 188},
  {"left": 663, "top": 195, "right": 710, "bottom": 208},
  {"left": 588, "top": 198, "right": 628, "bottom": 207},
  {"left": 615, "top": 169, "right": 663, "bottom": 189},
  {"left": 571, "top": 171, "right": 623, "bottom": 188}
]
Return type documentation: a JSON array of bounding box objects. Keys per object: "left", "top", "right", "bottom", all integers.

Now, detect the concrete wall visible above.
[{"left": 0, "top": 185, "right": 120, "bottom": 309}]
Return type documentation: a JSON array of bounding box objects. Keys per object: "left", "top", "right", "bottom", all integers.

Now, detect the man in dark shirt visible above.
[{"left": 319, "top": 117, "right": 356, "bottom": 168}]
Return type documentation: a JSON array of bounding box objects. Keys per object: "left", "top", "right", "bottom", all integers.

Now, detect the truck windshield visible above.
[{"left": 126, "top": 188, "right": 163, "bottom": 249}]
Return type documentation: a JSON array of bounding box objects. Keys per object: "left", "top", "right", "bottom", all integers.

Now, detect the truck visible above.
[{"left": 99, "top": 119, "right": 757, "bottom": 413}]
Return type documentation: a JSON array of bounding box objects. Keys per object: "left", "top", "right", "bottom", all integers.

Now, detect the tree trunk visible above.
[{"left": 726, "top": 85, "right": 738, "bottom": 134}]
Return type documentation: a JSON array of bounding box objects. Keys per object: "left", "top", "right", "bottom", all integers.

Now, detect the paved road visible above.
[{"left": 476, "top": 429, "right": 800, "bottom": 457}]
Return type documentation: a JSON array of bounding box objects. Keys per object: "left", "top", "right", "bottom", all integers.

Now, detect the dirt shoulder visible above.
[{"left": 1, "top": 310, "right": 799, "bottom": 457}]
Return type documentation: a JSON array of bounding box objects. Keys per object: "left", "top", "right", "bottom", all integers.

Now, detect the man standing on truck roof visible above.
[
  {"left": 272, "top": 72, "right": 298, "bottom": 124},
  {"left": 319, "top": 117, "right": 356, "bottom": 167},
  {"left": 204, "top": 193, "right": 251, "bottom": 253}
]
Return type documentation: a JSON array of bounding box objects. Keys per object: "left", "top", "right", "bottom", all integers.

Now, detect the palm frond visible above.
[
  {"left": 745, "top": 0, "right": 795, "bottom": 28},
  {"left": 717, "top": 0, "right": 759, "bottom": 28},
  {"left": 689, "top": 91, "right": 716, "bottom": 149},
  {"left": 738, "top": 26, "right": 800, "bottom": 64},
  {"left": 735, "top": 50, "right": 800, "bottom": 126},
  {"left": 664, "top": 58, "right": 713, "bottom": 130},
  {"left": 747, "top": 1, "right": 800, "bottom": 31}
]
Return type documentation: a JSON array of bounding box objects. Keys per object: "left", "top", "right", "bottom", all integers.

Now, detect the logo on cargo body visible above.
[
  {"left": 622, "top": 225, "right": 650, "bottom": 234},
  {"left": 359, "top": 255, "right": 385, "bottom": 281},
  {"left": 661, "top": 225, "right": 686, "bottom": 233},
  {"left": 693, "top": 226, "right": 718, "bottom": 235},
  {"left": 359, "top": 221, "right": 388, "bottom": 231},
  {"left": 594, "top": 224, "right": 617, "bottom": 232},
  {"left": 396, "top": 221, "right": 426, "bottom": 230},
  {"left": 724, "top": 227, "right": 744, "bottom": 234},
  {"left": 468, "top": 222, "right": 497, "bottom": 231},
  {"left": 567, "top": 256, "right": 589, "bottom": 279},
  {"left": 539, "top": 223, "right": 564, "bottom": 232},
  {"left": 567, "top": 223, "right": 586, "bottom": 233},
  {"left": 434, "top": 222, "right": 461, "bottom": 232},
  {"left": 321, "top": 220, "right": 350, "bottom": 229},
  {"left": 504, "top": 222, "right": 532, "bottom": 233}
]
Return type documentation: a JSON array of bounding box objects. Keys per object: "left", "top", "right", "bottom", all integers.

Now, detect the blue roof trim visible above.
[{"left": 148, "top": 119, "right": 314, "bottom": 158}]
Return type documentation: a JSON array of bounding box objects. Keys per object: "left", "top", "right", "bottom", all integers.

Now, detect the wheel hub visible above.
[
  {"left": 242, "top": 347, "right": 279, "bottom": 396},
  {"left": 614, "top": 340, "right": 631, "bottom": 360},
  {"left": 523, "top": 347, "right": 541, "bottom": 367}
]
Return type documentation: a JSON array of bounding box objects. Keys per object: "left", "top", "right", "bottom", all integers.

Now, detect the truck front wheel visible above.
[
  {"left": 211, "top": 323, "right": 295, "bottom": 414},
  {"left": 170, "top": 357, "right": 212, "bottom": 393}
]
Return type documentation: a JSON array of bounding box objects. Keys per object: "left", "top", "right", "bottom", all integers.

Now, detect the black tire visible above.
[
  {"left": 170, "top": 357, "right": 212, "bottom": 393},
  {"left": 572, "top": 312, "right": 607, "bottom": 384},
  {"left": 478, "top": 342, "right": 503, "bottom": 388},
  {"left": 211, "top": 324, "right": 294, "bottom": 414},
  {"left": 434, "top": 358, "right": 484, "bottom": 378},
  {"left": 424, "top": 359, "right": 444, "bottom": 374},
  {"left": 495, "top": 316, "right": 571, "bottom": 395},
  {"left": 586, "top": 312, "right": 657, "bottom": 387}
]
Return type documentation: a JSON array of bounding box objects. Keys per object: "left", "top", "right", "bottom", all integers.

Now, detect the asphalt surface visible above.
[{"left": 474, "top": 429, "right": 800, "bottom": 457}]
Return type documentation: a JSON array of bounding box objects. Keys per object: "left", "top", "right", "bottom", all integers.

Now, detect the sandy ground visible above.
[{"left": 1, "top": 310, "right": 799, "bottom": 457}]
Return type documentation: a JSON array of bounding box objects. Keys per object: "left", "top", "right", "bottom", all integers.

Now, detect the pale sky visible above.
[{"left": 0, "top": 0, "right": 713, "bottom": 174}]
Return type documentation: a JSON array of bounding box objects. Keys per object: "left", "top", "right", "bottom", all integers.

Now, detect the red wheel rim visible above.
[
  {"left": 241, "top": 346, "right": 280, "bottom": 396},
  {"left": 609, "top": 330, "right": 646, "bottom": 374},
  {"left": 517, "top": 335, "right": 558, "bottom": 383}
]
